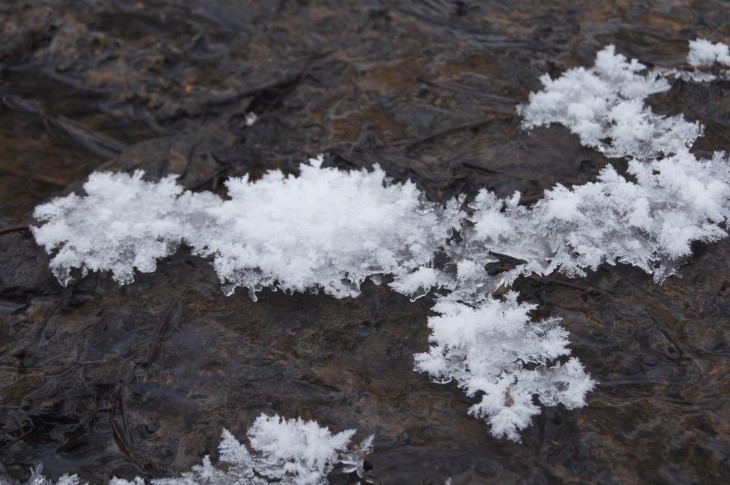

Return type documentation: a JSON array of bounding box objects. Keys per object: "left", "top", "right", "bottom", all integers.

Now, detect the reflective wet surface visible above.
[{"left": 1, "top": 1, "right": 729, "bottom": 483}]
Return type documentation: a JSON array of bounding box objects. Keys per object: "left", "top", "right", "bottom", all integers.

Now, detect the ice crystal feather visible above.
[
  {"left": 21, "top": 414, "right": 374, "bottom": 485},
  {"left": 414, "top": 294, "right": 594, "bottom": 441}
]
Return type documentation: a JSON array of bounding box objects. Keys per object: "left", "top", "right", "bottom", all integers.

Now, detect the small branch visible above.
[
  {"left": 0, "top": 166, "right": 69, "bottom": 188},
  {"left": 144, "top": 300, "right": 181, "bottom": 366},
  {"left": 110, "top": 402, "right": 137, "bottom": 463},
  {"left": 646, "top": 61, "right": 723, "bottom": 73},
  {"left": 0, "top": 224, "right": 30, "bottom": 236}
]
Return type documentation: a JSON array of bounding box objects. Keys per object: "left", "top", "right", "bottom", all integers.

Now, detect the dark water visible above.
[{"left": 1, "top": 1, "right": 729, "bottom": 483}]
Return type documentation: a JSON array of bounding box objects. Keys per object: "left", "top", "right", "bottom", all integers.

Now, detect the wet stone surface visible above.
[{"left": 1, "top": 1, "right": 730, "bottom": 483}]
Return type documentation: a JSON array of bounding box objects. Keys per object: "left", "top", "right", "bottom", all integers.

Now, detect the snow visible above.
[
  {"left": 27, "top": 39, "right": 730, "bottom": 445},
  {"left": 518, "top": 45, "right": 701, "bottom": 159},
  {"left": 188, "top": 157, "right": 463, "bottom": 300},
  {"left": 32, "top": 171, "right": 185, "bottom": 286},
  {"left": 460, "top": 151, "right": 730, "bottom": 290},
  {"left": 414, "top": 293, "right": 594, "bottom": 441},
  {"left": 687, "top": 38, "right": 730, "bottom": 67},
  {"left": 32, "top": 157, "right": 462, "bottom": 300}
]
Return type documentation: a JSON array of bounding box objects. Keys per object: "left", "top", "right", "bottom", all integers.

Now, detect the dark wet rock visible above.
[
  {"left": 0, "top": 220, "right": 57, "bottom": 299},
  {"left": 1, "top": 1, "right": 730, "bottom": 484}
]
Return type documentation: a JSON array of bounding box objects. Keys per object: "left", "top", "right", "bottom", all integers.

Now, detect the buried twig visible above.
[
  {"left": 404, "top": 117, "right": 514, "bottom": 151},
  {"left": 43, "top": 114, "right": 126, "bottom": 159},
  {"left": 530, "top": 274, "right": 605, "bottom": 295},
  {"left": 0, "top": 455, "right": 8, "bottom": 476},
  {"left": 518, "top": 192, "right": 545, "bottom": 206},
  {"left": 110, "top": 398, "right": 139, "bottom": 466},
  {"left": 115, "top": 386, "right": 133, "bottom": 447},
  {"left": 3, "top": 93, "right": 127, "bottom": 159},
  {"left": 25, "top": 276, "right": 81, "bottom": 351},
  {"left": 0, "top": 224, "right": 30, "bottom": 236},
  {"left": 645, "top": 60, "right": 726, "bottom": 73},
  {"left": 143, "top": 300, "right": 181, "bottom": 367},
  {"left": 0, "top": 166, "right": 70, "bottom": 188}
]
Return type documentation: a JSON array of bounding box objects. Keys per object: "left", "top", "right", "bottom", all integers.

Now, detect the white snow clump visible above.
[
  {"left": 518, "top": 45, "right": 701, "bottom": 159},
  {"left": 414, "top": 38, "right": 729, "bottom": 439},
  {"left": 455, "top": 151, "right": 730, "bottom": 291},
  {"left": 187, "top": 156, "right": 462, "bottom": 300},
  {"left": 687, "top": 38, "right": 730, "bottom": 68},
  {"left": 32, "top": 171, "right": 185, "bottom": 286},
  {"left": 414, "top": 293, "right": 594, "bottom": 441},
  {"left": 32, "top": 156, "right": 462, "bottom": 300}
]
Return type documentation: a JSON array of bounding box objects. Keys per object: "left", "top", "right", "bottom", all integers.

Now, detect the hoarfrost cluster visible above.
[
  {"left": 28, "top": 40, "right": 730, "bottom": 450},
  {"left": 33, "top": 156, "right": 462, "bottom": 301},
  {"left": 414, "top": 293, "right": 594, "bottom": 441},
  {"left": 5, "top": 414, "right": 373, "bottom": 485},
  {"left": 687, "top": 38, "right": 730, "bottom": 70}
]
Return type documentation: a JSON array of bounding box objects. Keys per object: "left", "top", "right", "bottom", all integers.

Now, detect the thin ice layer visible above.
[{"left": 29, "top": 40, "right": 730, "bottom": 445}]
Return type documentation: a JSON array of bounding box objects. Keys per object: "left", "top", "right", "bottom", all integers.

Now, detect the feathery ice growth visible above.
[
  {"left": 30, "top": 39, "right": 730, "bottom": 446},
  {"left": 6, "top": 414, "right": 373, "bottom": 485}
]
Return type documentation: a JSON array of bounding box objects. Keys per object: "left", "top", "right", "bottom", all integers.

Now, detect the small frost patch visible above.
[
  {"left": 9, "top": 414, "right": 373, "bottom": 485},
  {"left": 517, "top": 45, "right": 703, "bottom": 159},
  {"left": 414, "top": 294, "right": 594, "bottom": 441},
  {"left": 687, "top": 38, "right": 730, "bottom": 68}
]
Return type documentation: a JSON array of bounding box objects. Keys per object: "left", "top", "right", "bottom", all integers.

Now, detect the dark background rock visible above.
[{"left": 0, "top": 1, "right": 729, "bottom": 483}]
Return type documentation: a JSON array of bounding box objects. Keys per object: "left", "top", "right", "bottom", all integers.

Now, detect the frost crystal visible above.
[
  {"left": 26, "top": 414, "right": 373, "bottom": 485},
  {"left": 518, "top": 45, "right": 701, "bottom": 159},
  {"left": 32, "top": 171, "right": 185, "bottom": 286},
  {"left": 687, "top": 38, "right": 730, "bottom": 67},
  {"left": 134, "top": 414, "right": 371, "bottom": 485},
  {"left": 29, "top": 39, "right": 730, "bottom": 443},
  {"left": 458, "top": 151, "right": 730, "bottom": 289},
  {"left": 188, "top": 156, "right": 462, "bottom": 299},
  {"left": 32, "top": 157, "right": 462, "bottom": 300},
  {"left": 414, "top": 294, "right": 594, "bottom": 441},
  {"left": 413, "top": 40, "right": 729, "bottom": 439}
]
